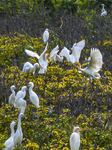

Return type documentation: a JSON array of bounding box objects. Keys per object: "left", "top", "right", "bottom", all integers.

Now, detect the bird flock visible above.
[{"left": 3, "top": 4, "right": 108, "bottom": 150}]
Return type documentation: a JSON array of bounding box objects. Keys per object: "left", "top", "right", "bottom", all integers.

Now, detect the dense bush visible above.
[
  {"left": 0, "top": 0, "right": 112, "bottom": 149},
  {"left": 0, "top": 34, "right": 112, "bottom": 149}
]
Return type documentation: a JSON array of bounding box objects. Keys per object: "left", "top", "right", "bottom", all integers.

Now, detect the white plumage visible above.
[
  {"left": 43, "top": 28, "right": 49, "bottom": 43},
  {"left": 75, "top": 48, "right": 103, "bottom": 79},
  {"left": 22, "top": 62, "right": 39, "bottom": 74},
  {"left": 101, "top": 4, "right": 107, "bottom": 16},
  {"left": 4, "top": 121, "right": 16, "bottom": 150},
  {"left": 14, "top": 113, "right": 24, "bottom": 146},
  {"left": 25, "top": 43, "right": 49, "bottom": 74},
  {"left": 70, "top": 126, "right": 82, "bottom": 150},
  {"left": 49, "top": 45, "right": 63, "bottom": 62},
  {"left": 28, "top": 82, "right": 39, "bottom": 109},
  {"left": 8, "top": 85, "right": 16, "bottom": 106},
  {"left": 15, "top": 86, "right": 27, "bottom": 102},
  {"left": 14, "top": 98, "right": 26, "bottom": 114},
  {"left": 60, "top": 40, "right": 85, "bottom": 63},
  {"left": 14, "top": 86, "right": 27, "bottom": 113}
]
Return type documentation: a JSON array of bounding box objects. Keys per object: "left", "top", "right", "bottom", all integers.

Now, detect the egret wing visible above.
[
  {"left": 30, "top": 92, "right": 39, "bottom": 107},
  {"left": 72, "top": 40, "right": 85, "bottom": 61},
  {"left": 60, "top": 47, "right": 70, "bottom": 61},
  {"left": 38, "top": 42, "right": 48, "bottom": 67},
  {"left": 25, "top": 49, "right": 40, "bottom": 59},
  {"left": 87, "top": 48, "right": 103, "bottom": 72},
  {"left": 50, "top": 45, "right": 59, "bottom": 56}
]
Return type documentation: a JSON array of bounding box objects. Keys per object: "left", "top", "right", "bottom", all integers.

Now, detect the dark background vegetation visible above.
[{"left": 0, "top": 0, "right": 112, "bottom": 149}]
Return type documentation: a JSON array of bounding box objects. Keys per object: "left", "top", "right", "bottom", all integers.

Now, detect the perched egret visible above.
[
  {"left": 104, "top": 116, "right": 112, "bottom": 129},
  {"left": 15, "top": 86, "right": 27, "bottom": 102},
  {"left": 75, "top": 48, "right": 103, "bottom": 79},
  {"left": 28, "top": 82, "right": 39, "bottom": 109},
  {"left": 8, "top": 85, "right": 16, "bottom": 106},
  {"left": 60, "top": 40, "right": 85, "bottom": 63},
  {"left": 49, "top": 45, "right": 63, "bottom": 62},
  {"left": 101, "top": 4, "right": 107, "bottom": 16},
  {"left": 25, "top": 43, "right": 49, "bottom": 74},
  {"left": 14, "top": 98, "right": 26, "bottom": 114},
  {"left": 43, "top": 29, "right": 49, "bottom": 43},
  {"left": 4, "top": 121, "right": 16, "bottom": 150},
  {"left": 14, "top": 86, "right": 27, "bottom": 113},
  {"left": 70, "top": 126, "right": 82, "bottom": 150},
  {"left": 22, "top": 62, "right": 39, "bottom": 74},
  {"left": 14, "top": 113, "right": 24, "bottom": 146}
]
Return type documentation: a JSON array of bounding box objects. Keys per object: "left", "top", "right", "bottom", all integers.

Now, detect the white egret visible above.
[
  {"left": 22, "top": 62, "right": 39, "bottom": 74},
  {"left": 25, "top": 43, "right": 49, "bottom": 74},
  {"left": 70, "top": 126, "right": 83, "bottom": 150},
  {"left": 8, "top": 85, "right": 16, "bottom": 106},
  {"left": 15, "top": 86, "right": 27, "bottom": 102},
  {"left": 60, "top": 40, "right": 85, "bottom": 63},
  {"left": 28, "top": 82, "right": 39, "bottom": 109},
  {"left": 104, "top": 116, "right": 112, "bottom": 129},
  {"left": 14, "top": 113, "right": 24, "bottom": 147},
  {"left": 49, "top": 45, "right": 63, "bottom": 62},
  {"left": 75, "top": 48, "right": 103, "bottom": 79},
  {"left": 101, "top": 4, "right": 107, "bottom": 16},
  {"left": 43, "top": 28, "right": 49, "bottom": 43},
  {"left": 14, "top": 86, "right": 27, "bottom": 113},
  {"left": 4, "top": 121, "right": 16, "bottom": 150},
  {"left": 14, "top": 98, "right": 26, "bottom": 114}
]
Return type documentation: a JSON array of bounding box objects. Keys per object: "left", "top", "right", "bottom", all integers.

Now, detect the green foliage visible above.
[{"left": 0, "top": 33, "right": 112, "bottom": 149}]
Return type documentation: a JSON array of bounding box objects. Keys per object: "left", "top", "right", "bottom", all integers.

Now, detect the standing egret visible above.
[
  {"left": 15, "top": 86, "right": 27, "bottom": 102},
  {"left": 4, "top": 121, "right": 16, "bottom": 150},
  {"left": 43, "top": 29, "right": 49, "bottom": 43},
  {"left": 8, "top": 85, "right": 16, "bottom": 106},
  {"left": 49, "top": 45, "right": 63, "bottom": 62},
  {"left": 25, "top": 43, "right": 49, "bottom": 74},
  {"left": 14, "top": 113, "right": 24, "bottom": 147},
  {"left": 14, "top": 86, "right": 27, "bottom": 113},
  {"left": 28, "top": 82, "right": 39, "bottom": 109},
  {"left": 101, "top": 4, "right": 107, "bottom": 16},
  {"left": 75, "top": 48, "right": 103, "bottom": 79},
  {"left": 70, "top": 126, "right": 83, "bottom": 150},
  {"left": 22, "top": 62, "right": 39, "bottom": 74},
  {"left": 60, "top": 40, "right": 85, "bottom": 63},
  {"left": 14, "top": 98, "right": 26, "bottom": 114}
]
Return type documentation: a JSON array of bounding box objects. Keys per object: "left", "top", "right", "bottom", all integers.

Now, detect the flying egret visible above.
[
  {"left": 101, "top": 4, "right": 107, "bottom": 16},
  {"left": 104, "top": 116, "right": 112, "bottom": 129},
  {"left": 4, "top": 121, "right": 16, "bottom": 150},
  {"left": 22, "top": 62, "right": 39, "bottom": 74},
  {"left": 49, "top": 45, "right": 63, "bottom": 62},
  {"left": 28, "top": 82, "right": 39, "bottom": 109},
  {"left": 14, "top": 113, "right": 24, "bottom": 147},
  {"left": 43, "top": 29, "right": 49, "bottom": 43},
  {"left": 25, "top": 43, "right": 49, "bottom": 74},
  {"left": 14, "top": 86, "right": 27, "bottom": 113},
  {"left": 75, "top": 48, "right": 103, "bottom": 79},
  {"left": 60, "top": 40, "right": 85, "bottom": 63},
  {"left": 70, "top": 126, "right": 83, "bottom": 150},
  {"left": 8, "top": 85, "right": 16, "bottom": 106}
]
